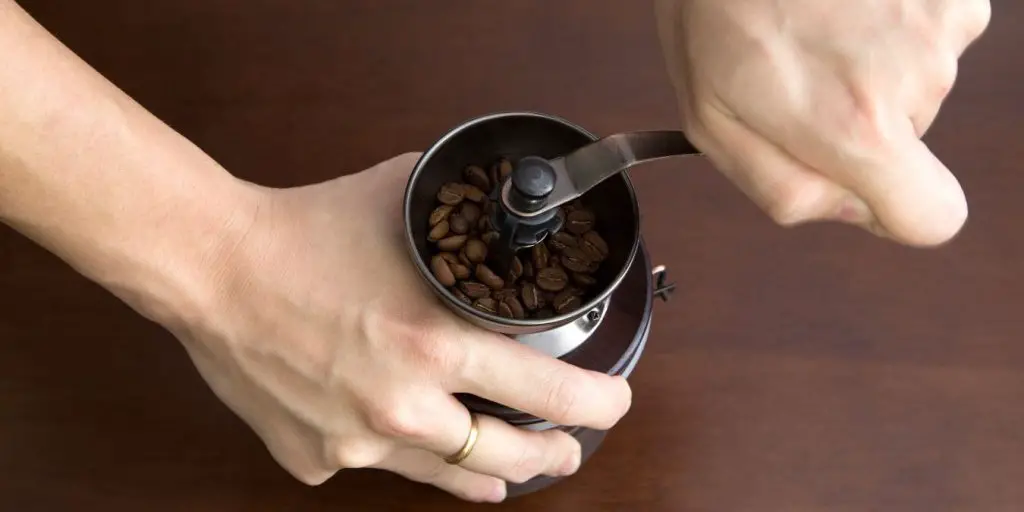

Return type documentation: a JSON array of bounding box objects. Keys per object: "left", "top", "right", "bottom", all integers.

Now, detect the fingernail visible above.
[{"left": 488, "top": 482, "right": 507, "bottom": 503}]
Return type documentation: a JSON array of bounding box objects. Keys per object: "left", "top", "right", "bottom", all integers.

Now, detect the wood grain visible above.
[{"left": 1, "top": 1, "right": 1021, "bottom": 510}]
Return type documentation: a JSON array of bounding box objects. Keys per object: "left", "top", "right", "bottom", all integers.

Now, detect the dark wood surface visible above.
[{"left": 1, "top": 1, "right": 1020, "bottom": 510}]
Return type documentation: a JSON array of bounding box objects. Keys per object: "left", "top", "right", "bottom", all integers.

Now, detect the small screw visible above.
[{"left": 587, "top": 310, "right": 601, "bottom": 322}]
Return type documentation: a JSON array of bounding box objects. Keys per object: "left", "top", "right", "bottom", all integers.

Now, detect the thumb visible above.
[{"left": 836, "top": 127, "right": 967, "bottom": 247}]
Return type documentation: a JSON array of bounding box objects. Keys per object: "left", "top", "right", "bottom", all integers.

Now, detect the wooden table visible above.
[{"left": 2, "top": 1, "right": 1021, "bottom": 510}]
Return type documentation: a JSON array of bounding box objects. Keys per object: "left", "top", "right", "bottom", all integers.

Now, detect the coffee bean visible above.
[
  {"left": 474, "top": 297, "right": 498, "bottom": 315},
  {"left": 452, "top": 288, "right": 473, "bottom": 305},
  {"left": 532, "top": 242, "right": 550, "bottom": 269},
  {"left": 462, "top": 184, "right": 487, "bottom": 203},
  {"left": 552, "top": 290, "right": 581, "bottom": 314},
  {"left": 450, "top": 262, "right": 471, "bottom": 280},
  {"left": 548, "top": 232, "right": 578, "bottom": 252},
  {"left": 460, "top": 281, "right": 491, "bottom": 299},
  {"left": 521, "top": 282, "right": 541, "bottom": 311},
  {"left": 463, "top": 165, "right": 491, "bottom": 193},
  {"left": 449, "top": 215, "right": 469, "bottom": 235},
  {"left": 437, "top": 183, "right": 465, "bottom": 205},
  {"left": 502, "top": 296, "right": 526, "bottom": 320},
  {"left": 426, "top": 159, "right": 610, "bottom": 321},
  {"left": 437, "top": 234, "right": 467, "bottom": 251},
  {"left": 475, "top": 264, "right": 505, "bottom": 290},
  {"left": 523, "top": 261, "right": 534, "bottom": 278},
  {"left": 572, "top": 272, "right": 597, "bottom": 288},
  {"left": 494, "top": 288, "right": 517, "bottom": 302},
  {"left": 427, "top": 220, "right": 449, "bottom": 242},
  {"left": 507, "top": 256, "right": 523, "bottom": 283},
  {"left": 429, "top": 204, "right": 454, "bottom": 227},
  {"left": 459, "top": 202, "right": 481, "bottom": 225},
  {"left": 490, "top": 157, "right": 513, "bottom": 185},
  {"left": 566, "top": 209, "right": 595, "bottom": 234},
  {"left": 580, "top": 231, "right": 609, "bottom": 261},
  {"left": 561, "top": 247, "right": 592, "bottom": 273},
  {"left": 536, "top": 267, "right": 568, "bottom": 292},
  {"left": 465, "top": 239, "right": 487, "bottom": 263},
  {"left": 497, "top": 300, "right": 514, "bottom": 319},
  {"left": 430, "top": 254, "right": 456, "bottom": 287}
]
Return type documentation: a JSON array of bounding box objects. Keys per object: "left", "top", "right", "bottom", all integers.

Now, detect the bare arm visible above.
[{"left": 0, "top": 0, "right": 257, "bottom": 330}]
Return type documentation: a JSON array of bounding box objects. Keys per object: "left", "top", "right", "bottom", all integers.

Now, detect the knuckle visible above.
[
  {"left": 330, "top": 440, "right": 384, "bottom": 469},
  {"left": 407, "top": 328, "right": 465, "bottom": 377},
  {"left": 508, "top": 445, "right": 545, "bottom": 484},
  {"left": 763, "top": 180, "right": 830, "bottom": 226},
  {"left": 367, "top": 400, "right": 431, "bottom": 440},
  {"left": 361, "top": 305, "right": 466, "bottom": 376},
  {"left": 542, "top": 371, "right": 581, "bottom": 424}
]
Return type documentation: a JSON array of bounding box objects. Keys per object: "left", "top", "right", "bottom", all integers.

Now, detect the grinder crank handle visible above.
[{"left": 499, "top": 130, "right": 703, "bottom": 218}]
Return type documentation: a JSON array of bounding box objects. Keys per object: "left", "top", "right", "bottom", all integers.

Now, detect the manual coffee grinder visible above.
[{"left": 403, "top": 111, "right": 699, "bottom": 497}]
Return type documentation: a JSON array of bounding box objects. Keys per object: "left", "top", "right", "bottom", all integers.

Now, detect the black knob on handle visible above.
[{"left": 507, "top": 156, "right": 556, "bottom": 213}]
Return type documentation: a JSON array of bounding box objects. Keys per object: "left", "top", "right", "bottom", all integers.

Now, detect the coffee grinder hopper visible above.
[{"left": 486, "top": 131, "right": 702, "bottom": 278}]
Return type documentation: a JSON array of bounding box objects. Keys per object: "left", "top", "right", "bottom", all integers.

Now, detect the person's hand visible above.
[
  {"left": 655, "top": 0, "right": 991, "bottom": 246},
  {"left": 175, "top": 153, "right": 632, "bottom": 502}
]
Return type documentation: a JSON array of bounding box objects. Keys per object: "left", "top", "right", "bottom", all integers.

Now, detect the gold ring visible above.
[{"left": 444, "top": 413, "right": 480, "bottom": 465}]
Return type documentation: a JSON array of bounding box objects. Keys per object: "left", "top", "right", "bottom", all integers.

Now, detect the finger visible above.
[
  {"left": 451, "top": 329, "right": 631, "bottom": 430},
  {"left": 365, "top": 392, "right": 582, "bottom": 484},
  {"left": 374, "top": 447, "right": 506, "bottom": 503},
  {"left": 697, "top": 104, "right": 878, "bottom": 230},
  {"left": 448, "top": 413, "right": 583, "bottom": 484}
]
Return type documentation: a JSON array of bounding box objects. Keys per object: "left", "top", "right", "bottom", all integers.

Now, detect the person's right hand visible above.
[
  {"left": 655, "top": 0, "right": 991, "bottom": 246},
  {"left": 172, "top": 153, "right": 632, "bottom": 503}
]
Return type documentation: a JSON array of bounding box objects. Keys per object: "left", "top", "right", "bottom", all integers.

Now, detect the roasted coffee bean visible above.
[
  {"left": 476, "top": 264, "right": 505, "bottom": 290},
  {"left": 587, "top": 260, "right": 601, "bottom": 273},
  {"left": 449, "top": 215, "right": 469, "bottom": 235},
  {"left": 566, "top": 209, "right": 595, "bottom": 234},
  {"left": 535, "top": 308, "right": 555, "bottom": 319},
  {"left": 548, "top": 232, "right": 578, "bottom": 252},
  {"left": 580, "top": 231, "right": 609, "bottom": 261},
  {"left": 572, "top": 272, "right": 597, "bottom": 288},
  {"left": 429, "top": 204, "right": 454, "bottom": 227},
  {"left": 474, "top": 297, "right": 498, "bottom": 315},
  {"left": 460, "top": 202, "right": 482, "bottom": 225},
  {"left": 552, "top": 290, "right": 582, "bottom": 314},
  {"left": 460, "top": 281, "right": 491, "bottom": 299},
  {"left": 437, "top": 183, "right": 465, "bottom": 205},
  {"left": 452, "top": 288, "right": 473, "bottom": 305},
  {"left": 507, "top": 256, "right": 523, "bottom": 283},
  {"left": 465, "top": 239, "right": 488, "bottom": 263},
  {"left": 536, "top": 267, "right": 569, "bottom": 292},
  {"left": 430, "top": 254, "right": 456, "bottom": 287},
  {"left": 532, "top": 242, "right": 550, "bottom": 269},
  {"left": 549, "top": 255, "right": 561, "bottom": 269},
  {"left": 521, "top": 282, "right": 541, "bottom": 311},
  {"left": 458, "top": 248, "right": 472, "bottom": 266},
  {"left": 477, "top": 215, "right": 492, "bottom": 232},
  {"left": 494, "top": 288, "right": 517, "bottom": 302},
  {"left": 450, "top": 262, "right": 471, "bottom": 280},
  {"left": 437, "top": 234, "right": 468, "bottom": 251},
  {"left": 427, "top": 220, "right": 449, "bottom": 242},
  {"left": 490, "top": 157, "right": 513, "bottom": 185},
  {"left": 502, "top": 296, "right": 526, "bottom": 320},
  {"left": 561, "top": 247, "right": 592, "bottom": 273},
  {"left": 463, "top": 165, "right": 491, "bottom": 192},
  {"left": 482, "top": 231, "right": 499, "bottom": 244},
  {"left": 497, "top": 301, "right": 514, "bottom": 319},
  {"left": 462, "top": 184, "right": 487, "bottom": 203},
  {"left": 523, "top": 261, "right": 534, "bottom": 278}
]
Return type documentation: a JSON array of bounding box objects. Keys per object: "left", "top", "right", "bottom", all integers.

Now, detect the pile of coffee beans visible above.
[{"left": 424, "top": 156, "right": 610, "bottom": 320}]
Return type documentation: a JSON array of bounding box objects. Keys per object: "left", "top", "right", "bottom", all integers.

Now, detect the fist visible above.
[{"left": 655, "top": 0, "right": 991, "bottom": 246}]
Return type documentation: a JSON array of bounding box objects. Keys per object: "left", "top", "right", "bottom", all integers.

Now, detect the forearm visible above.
[{"left": 0, "top": 1, "right": 258, "bottom": 329}]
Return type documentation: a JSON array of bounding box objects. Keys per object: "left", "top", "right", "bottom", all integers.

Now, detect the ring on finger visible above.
[{"left": 444, "top": 413, "right": 480, "bottom": 465}]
